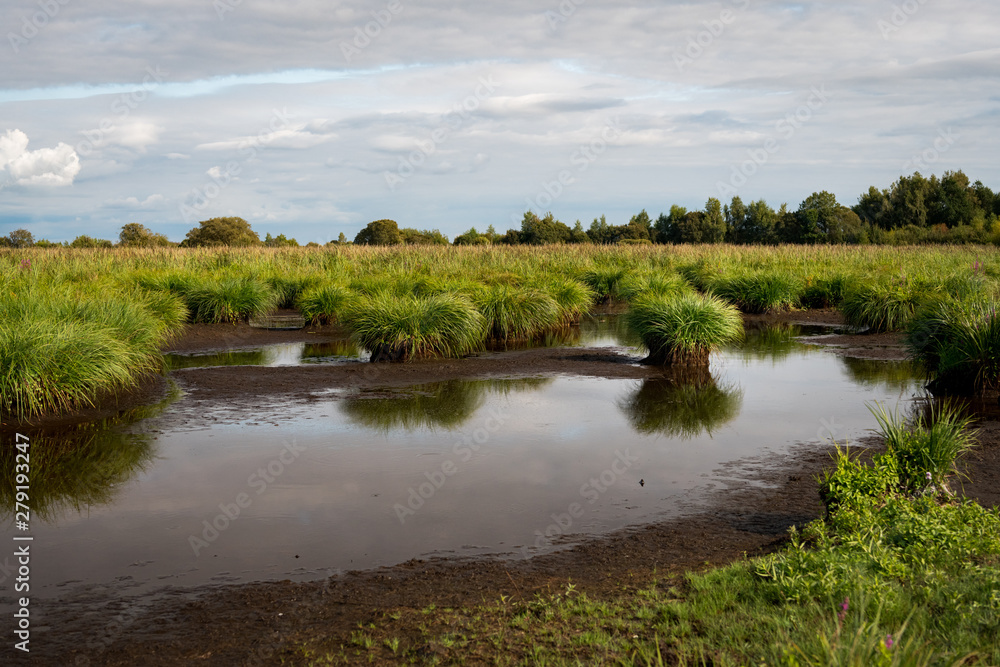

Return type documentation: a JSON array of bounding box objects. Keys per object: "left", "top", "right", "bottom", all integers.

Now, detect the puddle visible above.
[{"left": 1, "top": 323, "right": 929, "bottom": 603}]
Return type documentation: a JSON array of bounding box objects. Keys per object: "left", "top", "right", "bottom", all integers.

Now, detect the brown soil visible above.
[{"left": 14, "top": 311, "right": 994, "bottom": 666}]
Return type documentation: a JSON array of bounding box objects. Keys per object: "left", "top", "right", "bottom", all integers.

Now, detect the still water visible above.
[{"left": 1, "top": 322, "right": 923, "bottom": 602}]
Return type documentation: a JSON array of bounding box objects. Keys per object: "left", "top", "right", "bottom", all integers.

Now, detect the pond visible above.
[{"left": 1, "top": 322, "right": 925, "bottom": 604}]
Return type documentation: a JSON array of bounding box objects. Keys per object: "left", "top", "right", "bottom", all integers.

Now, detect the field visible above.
[{"left": 2, "top": 243, "right": 1000, "bottom": 665}]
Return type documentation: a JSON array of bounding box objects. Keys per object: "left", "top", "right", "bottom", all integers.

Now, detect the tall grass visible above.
[
  {"left": 840, "top": 280, "right": 932, "bottom": 333},
  {"left": 182, "top": 275, "right": 279, "bottom": 323},
  {"left": 710, "top": 271, "right": 802, "bottom": 314},
  {"left": 341, "top": 292, "right": 484, "bottom": 361},
  {"left": 626, "top": 292, "right": 743, "bottom": 366},
  {"left": 472, "top": 284, "right": 562, "bottom": 341},
  {"left": 907, "top": 298, "right": 1000, "bottom": 395},
  {"left": 296, "top": 283, "right": 353, "bottom": 325}
]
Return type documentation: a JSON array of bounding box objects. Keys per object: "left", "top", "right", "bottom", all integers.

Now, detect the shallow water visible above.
[{"left": 1, "top": 323, "right": 925, "bottom": 603}]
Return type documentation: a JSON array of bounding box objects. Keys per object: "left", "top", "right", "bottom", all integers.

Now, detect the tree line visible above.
[{"left": 3, "top": 170, "right": 999, "bottom": 249}]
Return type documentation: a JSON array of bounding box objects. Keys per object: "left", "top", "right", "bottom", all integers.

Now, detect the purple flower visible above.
[
  {"left": 19, "top": 259, "right": 31, "bottom": 270},
  {"left": 885, "top": 634, "right": 894, "bottom": 649}
]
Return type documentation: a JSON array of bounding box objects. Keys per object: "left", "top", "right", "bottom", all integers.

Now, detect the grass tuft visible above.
[
  {"left": 341, "top": 292, "right": 484, "bottom": 362},
  {"left": 626, "top": 292, "right": 743, "bottom": 366},
  {"left": 472, "top": 284, "right": 562, "bottom": 341}
]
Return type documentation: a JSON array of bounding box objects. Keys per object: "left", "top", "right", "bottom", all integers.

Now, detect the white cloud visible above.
[
  {"left": 104, "top": 194, "right": 165, "bottom": 208},
  {"left": 0, "top": 129, "right": 81, "bottom": 187}
]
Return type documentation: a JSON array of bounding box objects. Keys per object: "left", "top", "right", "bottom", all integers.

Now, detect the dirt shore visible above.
[{"left": 13, "top": 310, "right": 998, "bottom": 666}]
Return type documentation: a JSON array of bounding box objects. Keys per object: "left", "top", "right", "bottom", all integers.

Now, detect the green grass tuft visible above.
[
  {"left": 711, "top": 271, "right": 803, "bottom": 314},
  {"left": 183, "top": 276, "right": 279, "bottom": 323},
  {"left": 907, "top": 298, "right": 1000, "bottom": 395},
  {"left": 341, "top": 292, "right": 484, "bottom": 361},
  {"left": 626, "top": 292, "right": 743, "bottom": 366},
  {"left": 296, "top": 283, "right": 354, "bottom": 325},
  {"left": 472, "top": 284, "right": 562, "bottom": 341}
]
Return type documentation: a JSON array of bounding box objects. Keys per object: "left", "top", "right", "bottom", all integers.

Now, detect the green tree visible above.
[
  {"left": 454, "top": 227, "right": 488, "bottom": 245},
  {"left": 401, "top": 228, "right": 449, "bottom": 245},
  {"left": 569, "top": 220, "right": 591, "bottom": 244},
  {"left": 656, "top": 205, "right": 688, "bottom": 243},
  {"left": 5, "top": 229, "right": 35, "bottom": 248},
  {"left": 264, "top": 233, "right": 299, "bottom": 247},
  {"left": 70, "top": 235, "right": 113, "bottom": 248},
  {"left": 519, "top": 212, "right": 571, "bottom": 245},
  {"left": 587, "top": 215, "right": 614, "bottom": 244},
  {"left": 119, "top": 223, "right": 171, "bottom": 248},
  {"left": 885, "top": 173, "right": 931, "bottom": 229},
  {"left": 723, "top": 196, "right": 747, "bottom": 243},
  {"left": 354, "top": 219, "right": 402, "bottom": 245},
  {"left": 181, "top": 217, "right": 260, "bottom": 247},
  {"left": 853, "top": 186, "right": 891, "bottom": 229}
]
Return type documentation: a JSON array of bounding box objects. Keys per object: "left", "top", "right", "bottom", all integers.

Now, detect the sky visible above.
[{"left": 1, "top": 0, "right": 998, "bottom": 244}]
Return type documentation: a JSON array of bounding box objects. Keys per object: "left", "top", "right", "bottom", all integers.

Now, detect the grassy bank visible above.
[
  {"left": 297, "top": 405, "right": 1000, "bottom": 665},
  {"left": 2, "top": 244, "right": 998, "bottom": 418}
]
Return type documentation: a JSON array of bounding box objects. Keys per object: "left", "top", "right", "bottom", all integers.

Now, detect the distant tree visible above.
[
  {"left": 884, "top": 173, "right": 932, "bottom": 229},
  {"left": 401, "top": 228, "right": 449, "bottom": 245},
  {"left": 586, "top": 215, "right": 614, "bottom": 244},
  {"left": 354, "top": 219, "right": 402, "bottom": 245},
  {"left": 338, "top": 232, "right": 348, "bottom": 244},
  {"left": 305, "top": 241, "right": 320, "bottom": 247},
  {"left": 182, "top": 217, "right": 261, "bottom": 247},
  {"left": 853, "top": 186, "right": 891, "bottom": 229},
  {"left": 927, "top": 170, "right": 977, "bottom": 228},
  {"left": 264, "top": 233, "right": 299, "bottom": 247},
  {"left": 5, "top": 229, "right": 35, "bottom": 248},
  {"left": 497, "top": 228, "right": 522, "bottom": 245},
  {"left": 628, "top": 209, "right": 654, "bottom": 242},
  {"left": 740, "top": 199, "right": 778, "bottom": 244},
  {"left": 723, "top": 196, "right": 747, "bottom": 243},
  {"left": 655, "top": 205, "right": 688, "bottom": 243},
  {"left": 484, "top": 225, "right": 499, "bottom": 243},
  {"left": 118, "top": 223, "right": 171, "bottom": 247},
  {"left": 519, "top": 212, "right": 572, "bottom": 245},
  {"left": 704, "top": 198, "right": 726, "bottom": 241},
  {"left": 33, "top": 239, "right": 62, "bottom": 248},
  {"left": 454, "top": 227, "right": 489, "bottom": 245},
  {"left": 569, "top": 220, "right": 591, "bottom": 244},
  {"left": 70, "top": 235, "right": 113, "bottom": 248},
  {"left": 788, "top": 191, "right": 844, "bottom": 243}
]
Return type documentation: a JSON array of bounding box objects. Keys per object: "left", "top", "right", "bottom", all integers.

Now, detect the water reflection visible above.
[
  {"left": 733, "top": 322, "right": 802, "bottom": 361},
  {"left": 341, "top": 377, "right": 554, "bottom": 431},
  {"left": 618, "top": 370, "right": 744, "bottom": 439},
  {"left": 0, "top": 389, "right": 176, "bottom": 522},
  {"left": 840, "top": 357, "right": 923, "bottom": 392},
  {"left": 163, "top": 340, "right": 361, "bottom": 370}
]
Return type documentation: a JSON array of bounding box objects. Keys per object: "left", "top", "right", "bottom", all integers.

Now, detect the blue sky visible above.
[{"left": 1, "top": 0, "right": 998, "bottom": 243}]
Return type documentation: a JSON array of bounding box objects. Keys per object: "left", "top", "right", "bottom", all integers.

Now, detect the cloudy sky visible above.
[{"left": 1, "top": 0, "right": 998, "bottom": 243}]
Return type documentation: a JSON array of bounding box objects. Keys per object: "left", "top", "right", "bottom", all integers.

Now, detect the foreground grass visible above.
[{"left": 295, "top": 404, "right": 1000, "bottom": 666}]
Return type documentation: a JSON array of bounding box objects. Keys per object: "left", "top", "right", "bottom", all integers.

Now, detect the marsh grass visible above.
[
  {"left": 907, "top": 298, "right": 1000, "bottom": 395},
  {"left": 296, "top": 283, "right": 354, "bottom": 325},
  {"left": 626, "top": 292, "right": 743, "bottom": 366},
  {"left": 542, "top": 277, "right": 594, "bottom": 325},
  {"left": 341, "top": 292, "right": 484, "bottom": 361},
  {"left": 840, "top": 280, "right": 932, "bottom": 333},
  {"left": 710, "top": 271, "right": 803, "bottom": 314},
  {"left": 183, "top": 275, "right": 279, "bottom": 323},
  {"left": 472, "top": 284, "right": 562, "bottom": 341}
]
